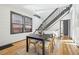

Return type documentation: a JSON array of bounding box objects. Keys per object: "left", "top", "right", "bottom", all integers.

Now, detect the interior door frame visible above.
[{"left": 60, "top": 19, "right": 70, "bottom": 39}]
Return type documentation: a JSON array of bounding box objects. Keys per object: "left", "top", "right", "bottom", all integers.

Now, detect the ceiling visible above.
[
  {"left": 23, "top": 4, "right": 67, "bottom": 19},
  {"left": 5, "top": 4, "right": 68, "bottom": 19}
]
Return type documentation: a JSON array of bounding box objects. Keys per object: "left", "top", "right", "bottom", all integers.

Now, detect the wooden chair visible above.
[
  {"left": 36, "top": 37, "right": 55, "bottom": 55},
  {"left": 27, "top": 31, "right": 43, "bottom": 53},
  {"left": 28, "top": 39, "right": 38, "bottom": 52}
]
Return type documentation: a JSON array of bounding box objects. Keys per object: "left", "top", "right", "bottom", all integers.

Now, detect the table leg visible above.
[
  {"left": 42, "top": 41, "right": 45, "bottom": 55},
  {"left": 26, "top": 36, "right": 29, "bottom": 52}
]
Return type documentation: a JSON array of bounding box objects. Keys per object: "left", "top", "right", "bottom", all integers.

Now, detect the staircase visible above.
[{"left": 35, "top": 4, "right": 72, "bottom": 31}]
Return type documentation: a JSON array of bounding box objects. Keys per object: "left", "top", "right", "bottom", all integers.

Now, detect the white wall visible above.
[
  {"left": 75, "top": 5, "right": 79, "bottom": 45},
  {"left": 44, "top": 21, "right": 60, "bottom": 37},
  {"left": 0, "top": 5, "right": 33, "bottom": 46},
  {"left": 32, "top": 16, "right": 44, "bottom": 32},
  {"left": 70, "top": 4, "right": 79, "bottom": 46}
]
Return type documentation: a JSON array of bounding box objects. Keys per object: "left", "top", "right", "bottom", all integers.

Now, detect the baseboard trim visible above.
[
  {"left": 0, "top": 44, "right": 13, "bottom": 50},
  {"left": 12, "top": 39, "right": 26, "bottom": 44},
  {"left": 0, "top": 39, "right": 26, "bottom": 51}
]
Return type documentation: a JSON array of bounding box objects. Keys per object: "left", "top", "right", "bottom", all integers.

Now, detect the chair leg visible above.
[
  {"left": 36, "top": 44, "right": 40, "bottom": 54},
  {"left": 48, "top": 43, "right": 52, "bottom": 55},
  {"left": 48, "top": 46, "right": 51, "bottom": 55},
  {"left": 34, "top": 44, "right": 37, "bottom": 52},
  {"left": 28, "top": 39, "right": 30, "bottom": 46},
  {"left": 50, "top": 39, "right": 54, "bottom": 52}
]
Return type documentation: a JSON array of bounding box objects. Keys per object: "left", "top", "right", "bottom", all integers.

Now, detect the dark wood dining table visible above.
[{"left": 26, "top": 34, "right": 45, "bottom": 55}]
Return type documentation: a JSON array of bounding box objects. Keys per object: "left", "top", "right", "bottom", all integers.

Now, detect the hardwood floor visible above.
[
  {"left": 0, "top": 38, "right": 79, "bottom": 55},
  {"left": 61, "top": 40, "right": 79, "bottom": 55},
  {"left": 0, "top": 40, "right": 26, "bottom": 55}
]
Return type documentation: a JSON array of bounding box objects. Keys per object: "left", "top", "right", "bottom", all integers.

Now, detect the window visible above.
[
  {"left": 11, "top": 11, "right": 32, "bottom": 34},
  {"left": 24, "top": 16, "right": 32, "bottom": 32}
]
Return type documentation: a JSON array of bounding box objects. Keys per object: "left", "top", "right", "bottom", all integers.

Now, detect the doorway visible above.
[{"left": 60, "top": 19, "right": 70, "bottom": 38}]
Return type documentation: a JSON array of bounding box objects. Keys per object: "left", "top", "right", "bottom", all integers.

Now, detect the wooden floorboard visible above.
[{"left": 0, "top": 38, "right": 79, "bottom": 55}]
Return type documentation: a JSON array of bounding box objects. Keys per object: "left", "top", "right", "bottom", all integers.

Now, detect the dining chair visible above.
[
  {"left": 28, "top": 39, "right": 38, "bottom": 52},
  {"left": 27, "top": 31, "right": 43, "bottom": 53},
  {"left": 36, "top": 36, "right": 55, "bottom": 55}
]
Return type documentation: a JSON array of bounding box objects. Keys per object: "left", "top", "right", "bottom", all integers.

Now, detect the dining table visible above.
[{"left": 26, "top": 34, "right": 45, "bottom": 55}]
